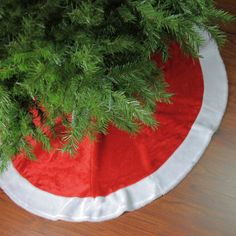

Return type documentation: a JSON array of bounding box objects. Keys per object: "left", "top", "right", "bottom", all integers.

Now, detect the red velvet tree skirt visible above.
[{"left": 0, "top": 35, "right": 228, "bottom": 222}]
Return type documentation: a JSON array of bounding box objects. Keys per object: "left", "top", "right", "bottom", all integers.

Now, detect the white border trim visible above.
[{"left": 0, "top": 37, "right": 228, "bottom": 222}]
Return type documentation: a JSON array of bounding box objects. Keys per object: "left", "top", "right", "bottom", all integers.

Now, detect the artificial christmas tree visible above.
[{"left": 0, "top": 0, "right": 232, "bottom": 171}]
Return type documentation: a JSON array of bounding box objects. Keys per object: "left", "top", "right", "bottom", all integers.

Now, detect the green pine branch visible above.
[{"left": 0, "top": 0, "right": 234, "bottom": 172}]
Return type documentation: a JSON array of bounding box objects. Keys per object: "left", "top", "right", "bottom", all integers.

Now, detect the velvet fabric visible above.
[{"left": 13, "top": 43, "right": 203, "bottom": 197}]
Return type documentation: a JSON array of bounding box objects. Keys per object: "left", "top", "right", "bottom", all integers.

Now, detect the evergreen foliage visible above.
[{"left": 0, "top": 0, "right": 233, "bottom": 171}]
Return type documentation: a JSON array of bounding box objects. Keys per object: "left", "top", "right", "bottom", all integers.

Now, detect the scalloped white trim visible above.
[{"left": 0, "top": 36, "right": 228, "bottom": 222}]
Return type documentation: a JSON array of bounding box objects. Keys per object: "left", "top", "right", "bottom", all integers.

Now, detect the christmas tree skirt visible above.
[{"left": 0, "top": 38, "right": 227, "bottom": 222}]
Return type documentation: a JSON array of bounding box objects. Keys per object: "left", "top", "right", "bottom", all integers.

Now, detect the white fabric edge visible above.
[{"left": 0, "top": 37, "right": 228, "bottom": 222}]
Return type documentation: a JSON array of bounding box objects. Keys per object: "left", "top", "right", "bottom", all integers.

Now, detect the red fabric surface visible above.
[{"left": 13, "top": 44, "right": 204, "bottom": 197}]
